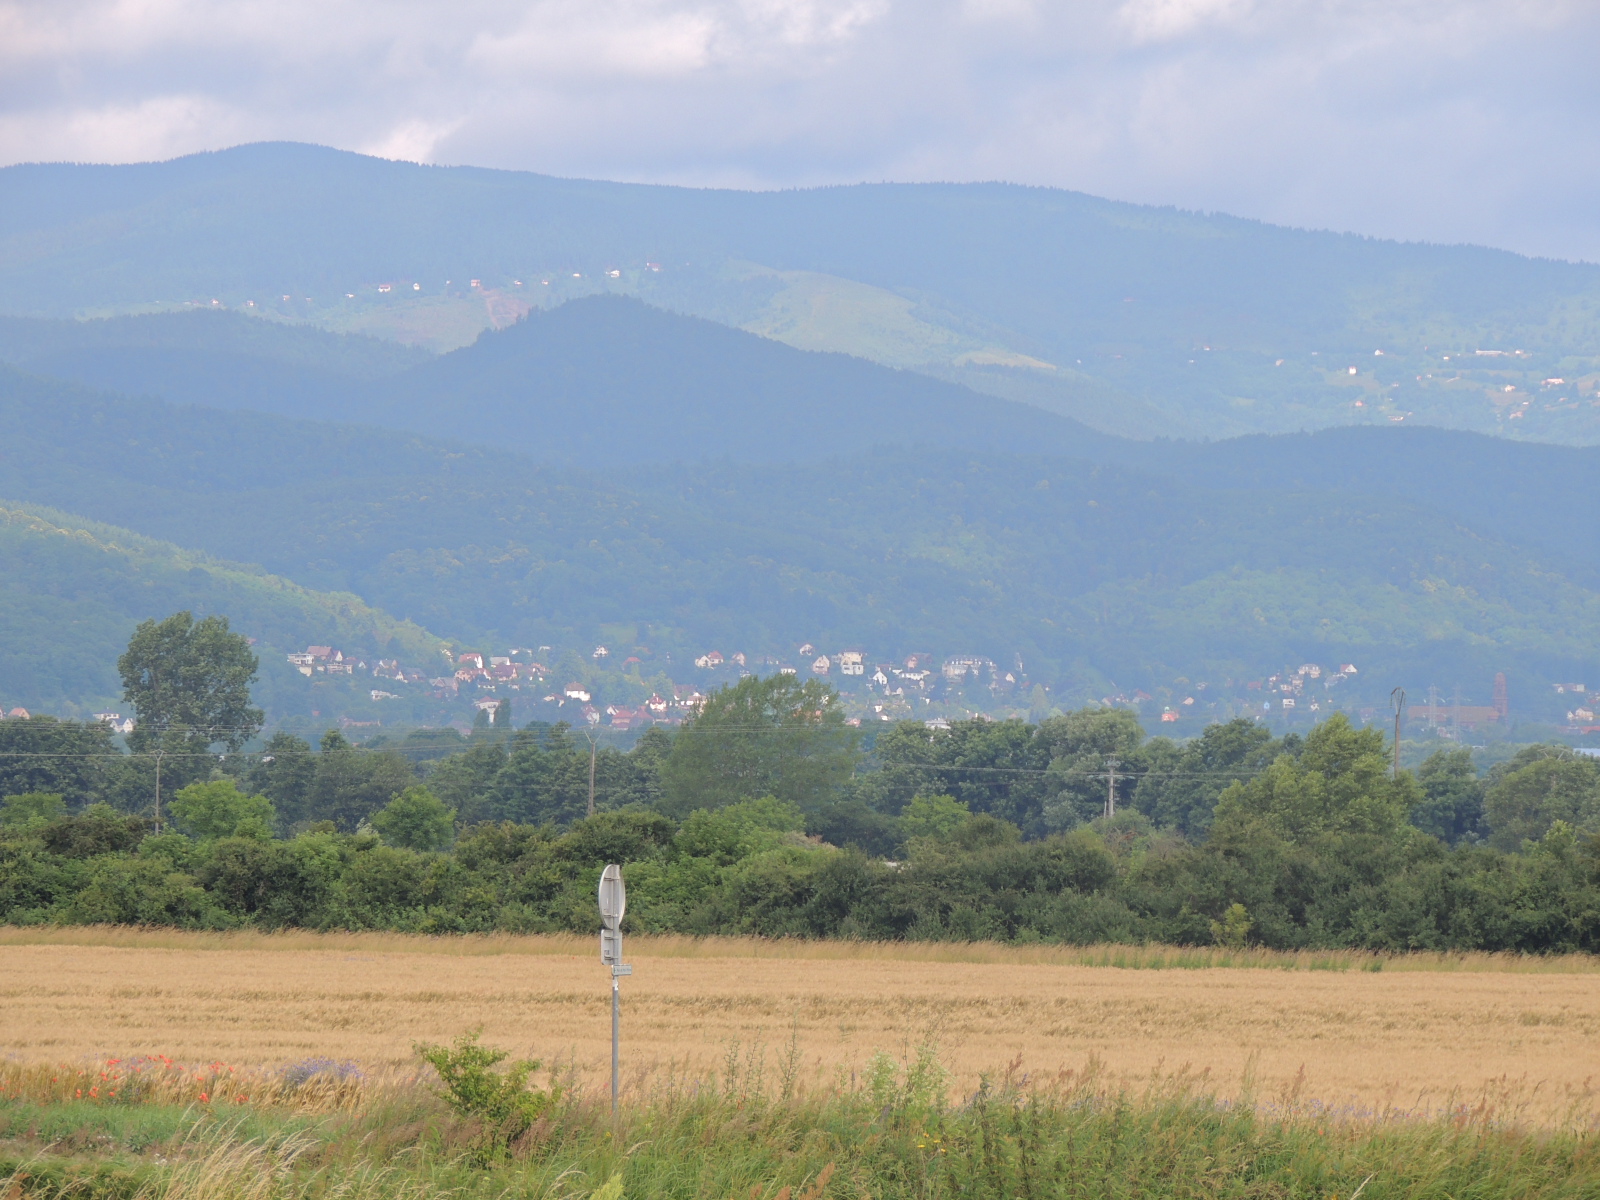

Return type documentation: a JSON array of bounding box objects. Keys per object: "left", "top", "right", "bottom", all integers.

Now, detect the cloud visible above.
[
  {"left": 0, "top": 0, "right": 1598, "bottom": 259},
  {"left": 1116, "top": 0, "right": 1254, "bottom": 44}
]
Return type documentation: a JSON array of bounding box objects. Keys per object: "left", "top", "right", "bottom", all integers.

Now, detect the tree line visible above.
[{"left": 1, "top": 612, "right": 1598, "bottom": 949}]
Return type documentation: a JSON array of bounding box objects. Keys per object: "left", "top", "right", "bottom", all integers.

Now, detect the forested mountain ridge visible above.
[
  {"left": 1, "top": 360, "right": 1596, "bottom": 718},
  {"left": 307, "top": 297, "right": 1122, "bottom": 464},
  {"left": 5, "top": 142, "right": 1600, "bottom": 442},
  {"left": 0, "top": 309, "right": 425, "bottom": 425},
  {"left": 0, "top": 299, "right": 1121, "bottom": 461}
]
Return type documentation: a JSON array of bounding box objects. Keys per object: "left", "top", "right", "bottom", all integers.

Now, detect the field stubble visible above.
[{"left": 2, "top": 929, "right": 1597, "bottom": 1126}]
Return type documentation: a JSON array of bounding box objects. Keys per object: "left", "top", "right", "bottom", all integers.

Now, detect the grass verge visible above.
[{"left": 1, "top": 1045, "right": 1596, "bottom": 1200}]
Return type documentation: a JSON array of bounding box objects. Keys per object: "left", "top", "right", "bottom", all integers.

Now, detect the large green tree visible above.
[
  {"left": 371, "top": 786, "right": 455, "bottom": 851},
  {"left": 167, "top": 778, "right": 276, "bottom": 840},
  {"left": 303, "top": 730, "right": 417, "bottom": 831},
  {"left": 245, "top": 731, "right": 317, "bottom": 827},
  {"left": 1412, "top": 748, "right": 1488, "bottom": 845},
  {"left": 660, "top": 674, "right": 860, "bottom": 816},
  {"left": 118, "top": 612, "right": 262, "bottom": 756},
  {"left": 1483, "top": 746, "right": 1600, "bottom": 850}
]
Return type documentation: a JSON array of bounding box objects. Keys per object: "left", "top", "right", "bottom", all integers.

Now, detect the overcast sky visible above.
[{"left": 2, "top": 0, "right": 1597, "bottom": 260}]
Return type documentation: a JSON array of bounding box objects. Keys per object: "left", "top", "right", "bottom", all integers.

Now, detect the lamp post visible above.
[{"left": 598, "top": 864, "right": 630, "bottom": 1112}]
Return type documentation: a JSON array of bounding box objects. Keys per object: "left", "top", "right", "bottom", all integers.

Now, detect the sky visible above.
[{"left": 2, "top": 0, "right": 1598, "bottom": 260}]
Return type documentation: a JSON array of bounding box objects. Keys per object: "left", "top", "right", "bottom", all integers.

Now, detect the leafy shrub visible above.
[
  {"left": 168, "top": 779, "right": 275, "bottom": 840},
  {"left": 415, "top": 1030, "right": 559, "bottom": 1160},
  {"left": 370, "top": 785, "right": 455, "bottom": 851}
]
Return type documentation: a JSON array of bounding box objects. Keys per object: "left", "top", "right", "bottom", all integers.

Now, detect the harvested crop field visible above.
[{"left": 3, "top": 929, "right": 1597, "bottom": 1124}]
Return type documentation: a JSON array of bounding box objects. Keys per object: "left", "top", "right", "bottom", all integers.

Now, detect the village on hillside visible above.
[{"left": 267, "top": 640, "right": 1564, "bottom": 742}]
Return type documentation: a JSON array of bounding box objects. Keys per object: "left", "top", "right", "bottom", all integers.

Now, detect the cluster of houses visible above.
[
  {"left": 1243, "top": 662, "right": 1361, "bottom": 714},
  {"left": 1094, "top": 662, "right": 1362, "bottom": 724},
  {"left": 286, "top": 640, "right": 1038, "bottom": 732},
  {"left": 465, "top": 683, "right": 709, "bottom": 729},
  {"left": 0, "top": 706, "right": 135, "bottom": 731},
  {"left": 272, "top": 641, "right": 1577, "bottom": 738},
  {"left": 1552, "top": 682, "right": 1599, "bottom": 733},
  {"left": 691, "top": 645, "right": 1021, "bottom": 696}
]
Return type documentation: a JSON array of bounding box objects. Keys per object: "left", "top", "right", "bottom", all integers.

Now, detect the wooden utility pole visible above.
[
  {"left": 153, "top": 748, "right": 165, "bottom": 833},
  {"left": 587, "top": 732, "right": 598, "bottom": 818},
  {"left": 1390, "top": 687, "right": 1406, "bottom": 779},
  {"left": 1104, "top": 756, "right": 1121, "bottom": 819}
]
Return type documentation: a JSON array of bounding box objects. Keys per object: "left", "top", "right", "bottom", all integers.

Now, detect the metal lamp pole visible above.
[{"left": 598, "top": 864, "right": 631, "bottom": 1112}]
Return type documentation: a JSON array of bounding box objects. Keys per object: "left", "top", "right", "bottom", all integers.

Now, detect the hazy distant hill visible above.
[
  {"left": 2, "top": 362, "right": 1596, "bottom": 713},
  {"left": 4, "top": 143, "right": 1600, "bottom": 443},
  {"left": 0, "top": 309, "right": 424, "bottom": 418},
  {"left": 346, "top": 297, "right": 1121, "bottom": 464},
  {"left": 0, "top": 498, "right": 445, "bottom": 715},
  {"left": 0, "top": 298, "right": 1121, "bottom": 463}
]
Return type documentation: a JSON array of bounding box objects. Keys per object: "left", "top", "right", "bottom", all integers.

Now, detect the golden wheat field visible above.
[{"left": 2, "top": 929, "right": 1597, "bottom": 1123}]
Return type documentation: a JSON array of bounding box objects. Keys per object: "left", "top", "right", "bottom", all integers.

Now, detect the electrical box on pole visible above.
[{"left": 598, "top": 864, "right": 631, "bottom": 1111}]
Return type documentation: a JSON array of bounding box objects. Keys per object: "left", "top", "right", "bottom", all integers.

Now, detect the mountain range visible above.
[
  {"left": 3, "top": 143, "right": 1599, "bottom": 729},
  {"left": 4, "top": 142, "right": 1600, "bottom": 444},
  {"left": 0, "top": 287, "right": 1595, "bottom": 725}
]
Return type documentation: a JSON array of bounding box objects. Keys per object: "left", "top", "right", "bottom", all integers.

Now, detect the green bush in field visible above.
[{"left": 414, "top": 1030, "right": 559, "bottom": 1159}]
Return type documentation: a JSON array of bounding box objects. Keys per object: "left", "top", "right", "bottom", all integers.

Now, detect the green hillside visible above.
[
  {"left": 0, "top": 500, "right": 447, "bottom": 716},
  {"left": 4, "top": 143, "right": 1600, "bottom": 441},
  {"left": 0, "top": 362, "right": 1596, "bottom": 721}
]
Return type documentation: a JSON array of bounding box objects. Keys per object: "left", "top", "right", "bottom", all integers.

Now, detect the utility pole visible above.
[
  {"left": 586, "top": 731, "right": 598, "bottom": 818},
  {"left": 153, "top": 748, "right": 164, "bottom": 833},
  {"left": 1104, "top": 756, "right": 1121, "bottom": 820},
  {"left": 1390, "top": 687, "right": 1406, "bottom": 779}
]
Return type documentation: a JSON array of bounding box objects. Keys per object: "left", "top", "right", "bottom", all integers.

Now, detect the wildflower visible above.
[{"left": 198, "top": 1092, "right": 209, "bottom": 1102}]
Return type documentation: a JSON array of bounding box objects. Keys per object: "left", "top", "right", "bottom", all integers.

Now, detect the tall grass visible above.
[
  {"left": 2, "top": 1047, "right": 1596, "bottom": 1200},
  {"left": 3, "top": 926, "right": 1597, "bottom": 973},
  {"left": 0, "top": 1058, "right": 374, "bottom": 1113}
]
